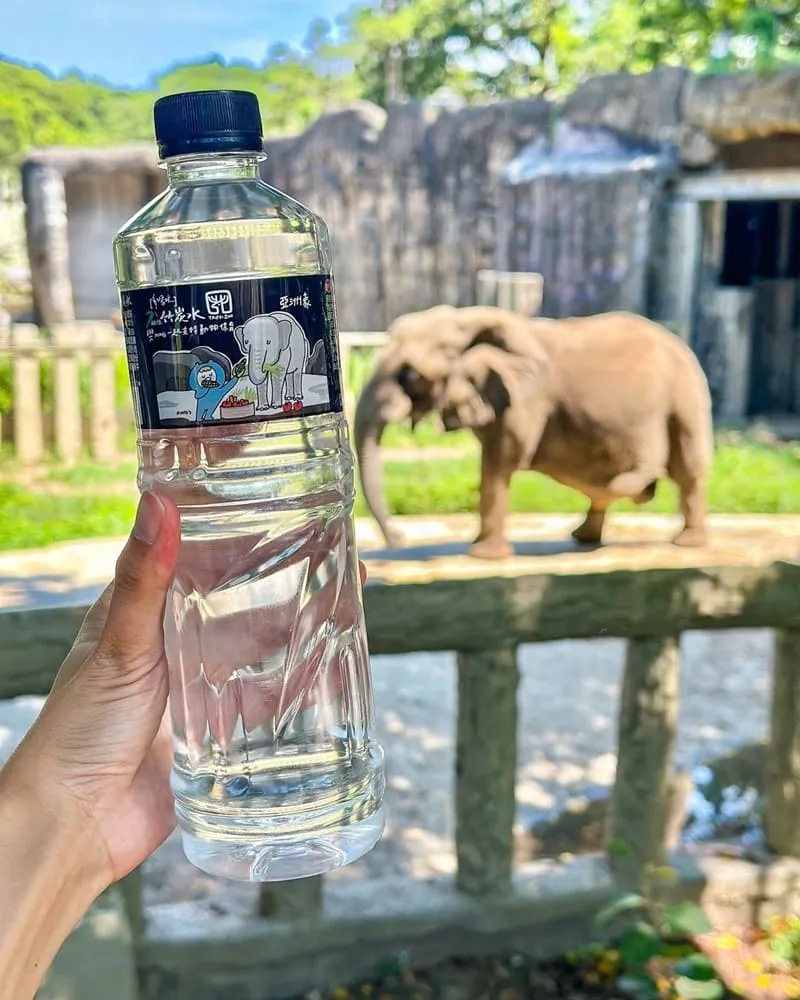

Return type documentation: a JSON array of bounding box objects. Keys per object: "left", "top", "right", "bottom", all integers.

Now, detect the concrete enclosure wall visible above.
[
  {"left": 19, "top": 68, "right": 800, "bottom": 372},
  {"left": 261, "top": 101, "right": 550, "bottom": 330},
  {"left": 65, "top": 170, "right": 157, "bottom": 320}
]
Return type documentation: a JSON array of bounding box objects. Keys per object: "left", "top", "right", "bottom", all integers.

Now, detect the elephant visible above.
[
  {"left": 233, "top": 311, "right": 310, "bottom": 414},
  {"left": 354, "top": 306, "right": 714, "bottom": 559}
]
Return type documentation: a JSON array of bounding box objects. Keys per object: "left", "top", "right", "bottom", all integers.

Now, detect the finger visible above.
[{"left": 93, "top": 491, "right": 181, "bottom": 680}]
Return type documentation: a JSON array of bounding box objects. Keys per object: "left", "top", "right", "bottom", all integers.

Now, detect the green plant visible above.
[
  {"left": 0, "top": 357, "right": 11, "bottom": 415},
  {"left": 114, "top": 353, "right": 131, "bottom": 410},
  {"left": 580, "top": 846, "right": 720, "bottom": 1000},
  {"left": 764, "top": 915, "right": 800, "bottom": 969}
]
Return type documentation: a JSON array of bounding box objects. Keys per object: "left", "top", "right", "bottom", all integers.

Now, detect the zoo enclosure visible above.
[
  {"left": 2, "top": 549, "right": 800, "bottom": 996},
  {"left": 0, "top": 269, "right": 544, "bottom": 463},
  {"left": 0, "top": 324, "right": 390, "bottom": 465}
]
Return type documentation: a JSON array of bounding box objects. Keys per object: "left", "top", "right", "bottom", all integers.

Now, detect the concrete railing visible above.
[
  {"left": 0, "top": 324, "right": 389, "bottom": 465},
  {"left": 3, "top": 546, "right": 800, "bottom": 997}
]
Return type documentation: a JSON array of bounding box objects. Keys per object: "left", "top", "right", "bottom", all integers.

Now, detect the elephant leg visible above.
[
  {"left": 673, "top": 476, "right": 708, "bottom": 547},
  {"left": 572, "top": 502, "right": 608, "bottom": 546},
  {"left": 256, "top": 381, "right": 269, "bottom": 411},
  {"left": 279, "top": 374, "right": 293, "bottom": 411},
  {"left": 667, "top": 423, "right": 710, "bottom": 548},
  {"left": 269, "top": 373, "right": 282, "bottom": 408},
  {"left": 291, "top": 371, "right": 304, "bottom": 411},
  {"left": 471, "top": 445, "right": 514, "bottom": 560}
]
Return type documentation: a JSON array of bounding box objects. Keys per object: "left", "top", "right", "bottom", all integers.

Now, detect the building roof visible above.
[{"left": 22, "top": 144, "right": 159, "bottom": 176}]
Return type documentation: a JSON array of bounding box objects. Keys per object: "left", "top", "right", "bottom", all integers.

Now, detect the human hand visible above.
[
  {"left": 0, "top": 491, "right": 181, "bottom": 1000},
  {"left": 0, "top": 486, "right": 369, "bottom": 999},
  {"left": 4, "top": 489, "right": 370, "bottom": 889},
  {"left": 4, "top": 491, "right": 182, "bottom": 887}
]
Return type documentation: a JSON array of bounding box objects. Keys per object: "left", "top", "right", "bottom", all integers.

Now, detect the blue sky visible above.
[{"left": 2, "top": 0, "right": 357, "bottom": 89}]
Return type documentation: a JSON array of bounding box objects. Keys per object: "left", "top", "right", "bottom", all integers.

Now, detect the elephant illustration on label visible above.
[{"left": 233, "top": 311, "right": 310, "bottom": 413}]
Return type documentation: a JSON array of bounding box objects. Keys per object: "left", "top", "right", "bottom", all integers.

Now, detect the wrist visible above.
[{"left": 0, "top": 766, "right": 109, "bottom": 998}]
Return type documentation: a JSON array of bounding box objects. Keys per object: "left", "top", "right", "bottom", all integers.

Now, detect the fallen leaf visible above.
[{"left": 712, "top": 934, "right": 742, "bottom": 951}]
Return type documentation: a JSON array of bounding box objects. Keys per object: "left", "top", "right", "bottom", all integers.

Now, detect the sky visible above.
[{"left": 1, "top": 0, "right": 357, "bottom": 89}]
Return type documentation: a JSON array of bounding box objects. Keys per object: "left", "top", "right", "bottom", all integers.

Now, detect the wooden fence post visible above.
[
  {"left": 608, "top": 635, "right": 680, "bottom": 876},
  {"left": 51, "top": 324, "right": 83, "bottom": 465},
  {"left": 455, "top": 646, "right": 519, "bottom": 896},
  {"left": 11, "top": 324, "right": 44, "bottom": 465},
  {"left": 90, "top": 326, "right": 119, "bottom": 462},
  {"left": 765, "top": 629, "right": 800, "bottom": 856}
]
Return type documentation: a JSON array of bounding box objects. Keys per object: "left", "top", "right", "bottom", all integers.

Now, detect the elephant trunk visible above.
[
  {"left": 249, "top": 340, "right": 267, "bottom": 385},
  {"left": 354, "top": 377, "right": 404, "bottom": 550}
]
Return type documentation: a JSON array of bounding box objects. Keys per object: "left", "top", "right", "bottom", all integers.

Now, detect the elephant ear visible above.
[
  {"left": 455, "top": 338, "right": 550, "bottom": 461},
  {"left": 276, "top": 316, "right": 294, "bottom": 351},
  {"left": 233, "top": 325, "right": 246, "bottom": 352}
]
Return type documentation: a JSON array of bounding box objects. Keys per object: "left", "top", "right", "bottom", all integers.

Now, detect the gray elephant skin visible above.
[
  {"left": 353, "top": 306, "right": 714, "bottom": 559},
  {"left": 234, "top": 311, "right": 310, "bottom": 412}
]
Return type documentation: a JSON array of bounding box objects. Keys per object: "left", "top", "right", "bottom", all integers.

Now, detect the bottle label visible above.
[{"left": 120, "top": 275, "right": 343, "bottom": 429}]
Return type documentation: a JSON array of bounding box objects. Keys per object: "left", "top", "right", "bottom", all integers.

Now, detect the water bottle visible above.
[{"left": 113, "top": 90, "right": 386, "bottom": 882}]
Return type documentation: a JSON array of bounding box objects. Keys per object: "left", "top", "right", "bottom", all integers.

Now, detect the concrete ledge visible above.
[
  {"left": 135, "top": 849, "right": 800, "bottom": 1000},
  {"left": 685, "top": 848, "right": 800, "bottom": 926},
  {"left": 138, "top": 858, "right": 615, "bottom": 999},
  {"left": 6, "top": 555, "right": 800, "bottom": 697},
  {"left": 39, "top": 885, "right": 137, "bottom": 1000}
]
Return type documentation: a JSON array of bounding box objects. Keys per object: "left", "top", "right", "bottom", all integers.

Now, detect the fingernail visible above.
[{"left": 133, "top": 491, "right": 165, "bottom": 546}]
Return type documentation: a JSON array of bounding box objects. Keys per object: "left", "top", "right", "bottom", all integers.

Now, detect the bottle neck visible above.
[{"left": 164, "top": 153, "right": 263, "bottom": 186}]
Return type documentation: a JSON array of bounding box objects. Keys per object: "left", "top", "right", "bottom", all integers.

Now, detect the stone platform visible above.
[{"left": 2, "top": 512, "right": 799, "bottom": 612}]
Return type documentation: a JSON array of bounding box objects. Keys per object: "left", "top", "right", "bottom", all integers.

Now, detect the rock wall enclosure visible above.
[{"left": 21, "top": 68, "right": 800, "bottom": 330}]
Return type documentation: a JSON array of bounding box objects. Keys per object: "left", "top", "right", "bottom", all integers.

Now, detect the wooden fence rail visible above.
[
  {"left": 0, "top": 324, "right": 389, "bottom": 465},
  {"left": 2, "top": 545, "right": 800, "bottom": 997}
]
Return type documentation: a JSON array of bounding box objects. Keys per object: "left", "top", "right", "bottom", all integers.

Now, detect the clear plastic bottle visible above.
[{"left": 113, "top": 90, "right": 385, "bottom": 882}]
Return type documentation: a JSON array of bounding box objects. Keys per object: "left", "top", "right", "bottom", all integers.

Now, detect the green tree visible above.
[
  {"left": 351, "top": 0, "right": 800, "bottom": 107},
  {"left": 3, "top": 0, "right": 800, "bottom": 171},
  {"left": 351, "top": 0, "right": 584, "bottom": 103},
  {"left": 0, "top": 60, "right": 152, "bottom": 166},
  {"left": 156, "top": 23, "right": 357, "bottom": 135}
]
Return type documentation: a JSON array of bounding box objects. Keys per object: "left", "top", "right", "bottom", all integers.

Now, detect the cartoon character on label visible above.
[
  {"left": 188, "top": 359, "right": 238, "bottom": 421},
  {"left": 234, "top": 311, "right": 310, "bottom": 413}
]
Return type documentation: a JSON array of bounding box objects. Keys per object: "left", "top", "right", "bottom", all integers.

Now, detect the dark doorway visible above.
[{"left": 718, "top": 199, "right": 800, "bottom": 414}]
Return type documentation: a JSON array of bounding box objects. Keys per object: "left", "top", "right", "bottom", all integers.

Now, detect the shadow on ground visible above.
[{"left": 0, "top": 573, "right": 105, "bottom": 610}]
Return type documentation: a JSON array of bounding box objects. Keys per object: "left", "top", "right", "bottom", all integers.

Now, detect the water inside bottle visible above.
[{"left": 114, "top": 155, "right": 385, "bottom": 882}]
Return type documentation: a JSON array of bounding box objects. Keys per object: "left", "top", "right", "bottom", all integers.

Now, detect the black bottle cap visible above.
[{"left": 153, "top": 90, "right": 264, "bottom": 160}]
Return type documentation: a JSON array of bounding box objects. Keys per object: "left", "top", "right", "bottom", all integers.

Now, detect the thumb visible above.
[{"left": 93, "top": 491, "right": 181, "bottom": 679}]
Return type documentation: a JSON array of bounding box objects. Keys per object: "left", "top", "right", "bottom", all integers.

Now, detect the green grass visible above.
[
  {"left": 369, "top": 441, "right": 800, "bottom": 519},
  {"left": 45, "top": 458, "right": 138, "bottom": 487},
  {"left": 1, "top": 439, "right": 799, "bottom": 552},
  {"left": 380, "top": 417, "right": 475, "bottom": 451},
  {"left": 0, "top": 482, "right": 138, "bottom": 551}
]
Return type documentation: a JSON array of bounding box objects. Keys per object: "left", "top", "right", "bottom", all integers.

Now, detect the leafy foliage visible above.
[
  {"left": 764, "top": 914, "right": 800, "bottom": 967},
  {"left": 570, "top": 856, "right": 723, "bottom": 1000},
  {"left": 0, "top": 60, "right": 152, "bottom": 165},
  {"left": 1, "top": 1, "right": 799, "bottom": 168},
  {"left": 349, "top": 0, "right": 800, "bottom": 103}
]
